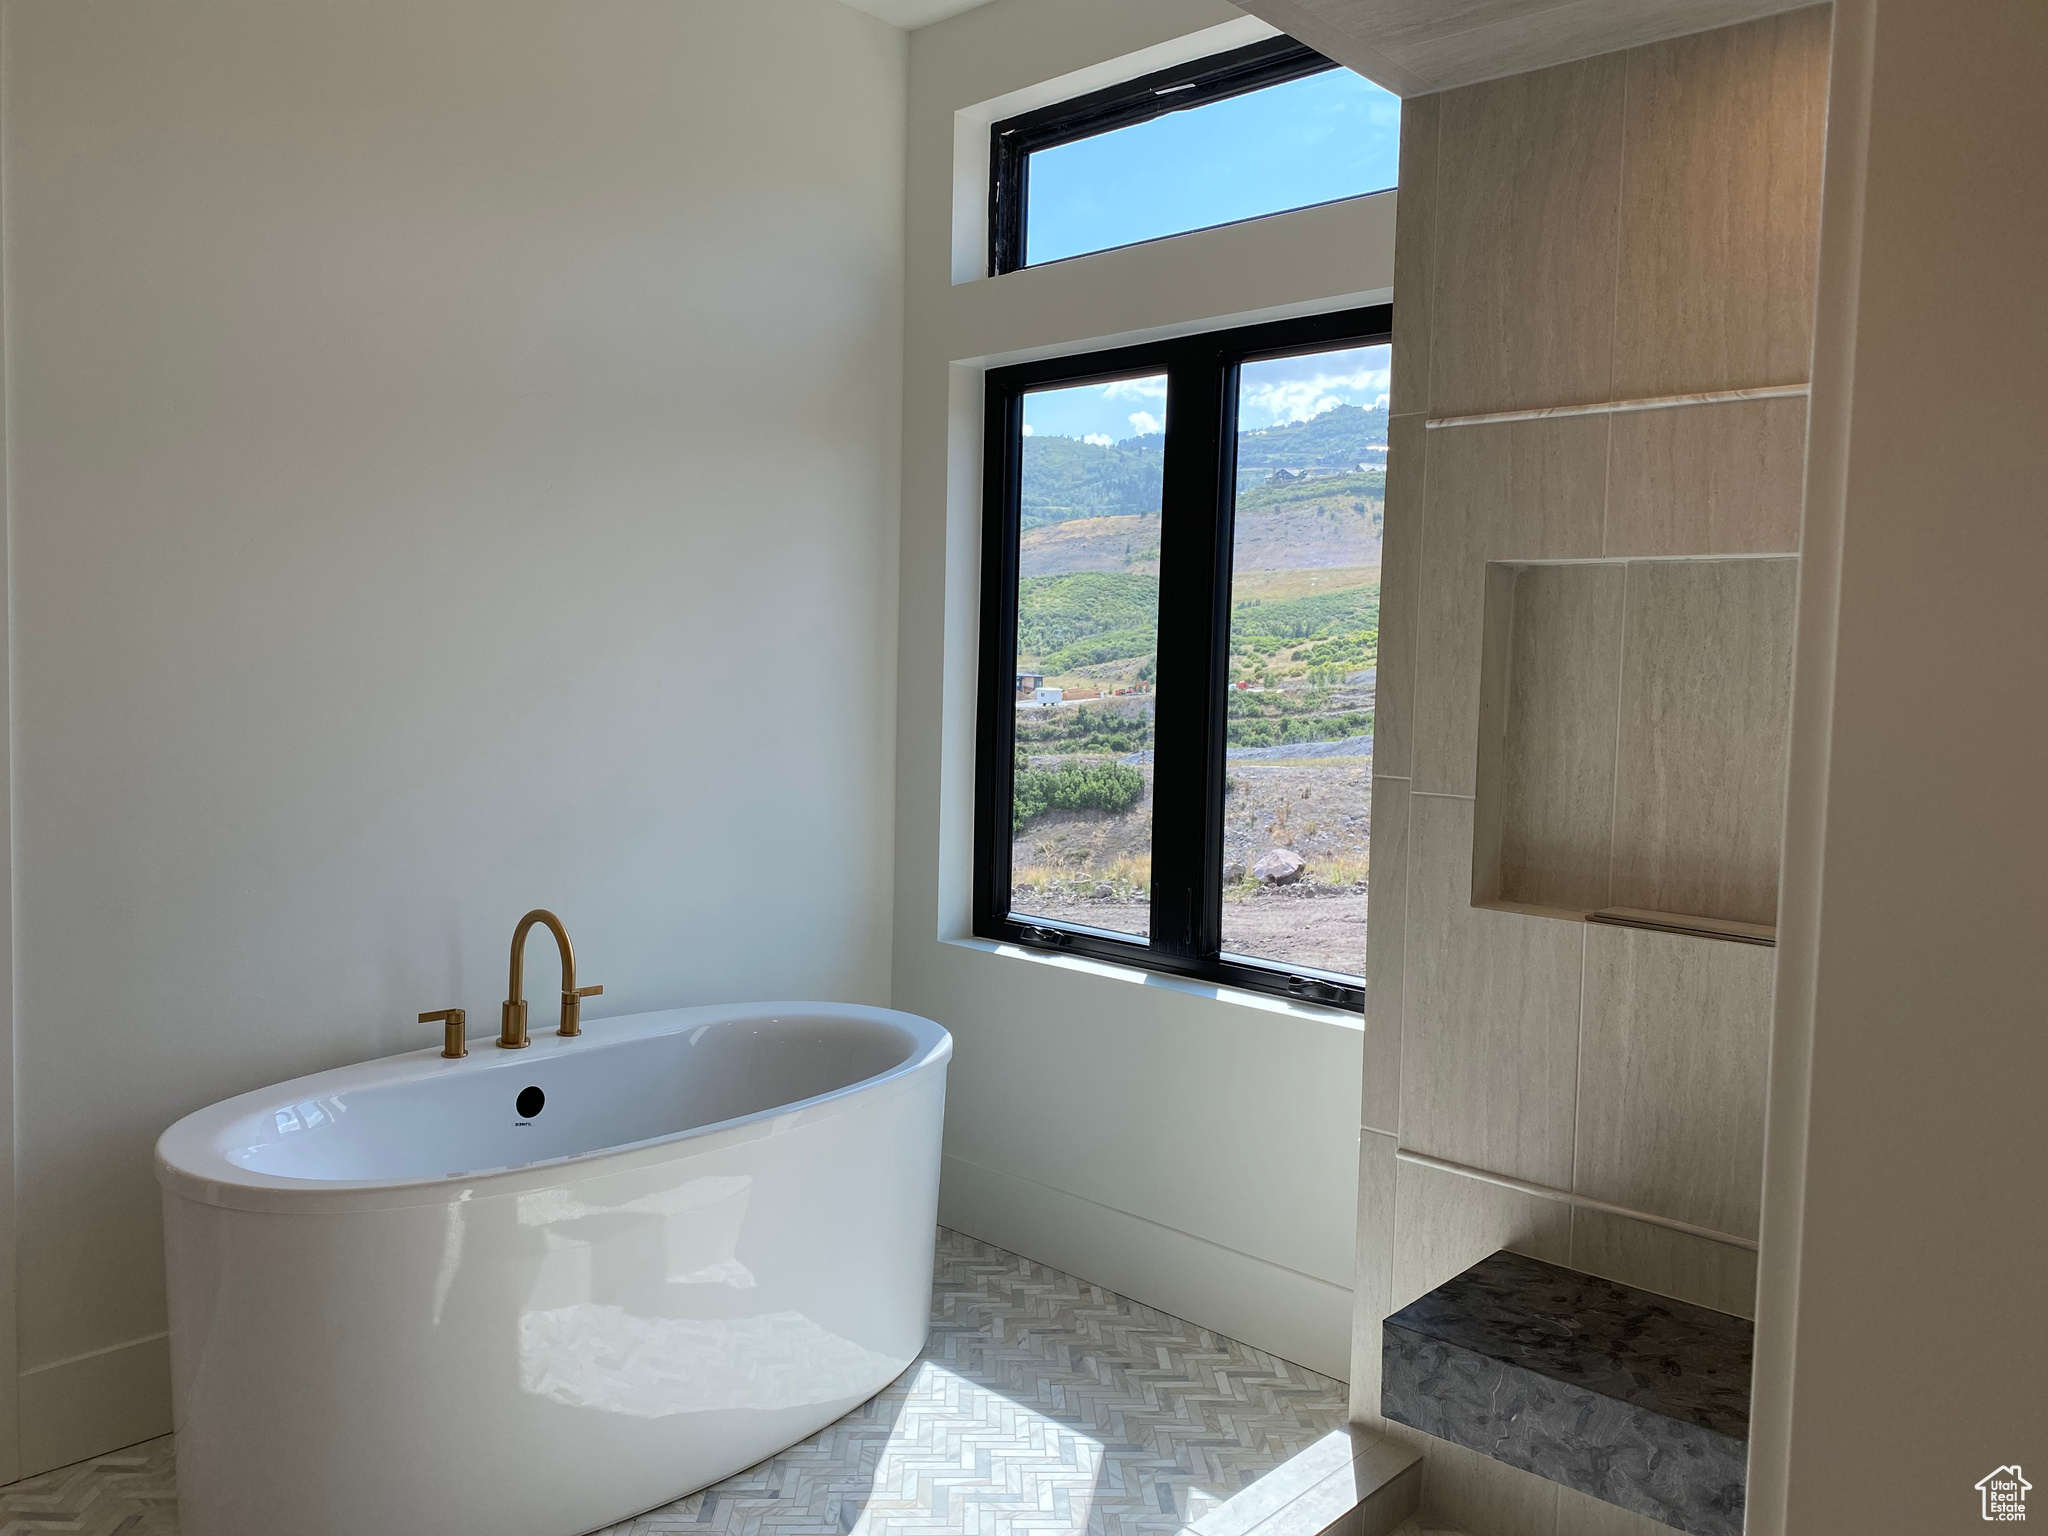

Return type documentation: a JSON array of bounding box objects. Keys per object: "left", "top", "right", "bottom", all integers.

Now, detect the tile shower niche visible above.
[{"left": 1471, "top": 554, "right": 1797, "bottom": 944}]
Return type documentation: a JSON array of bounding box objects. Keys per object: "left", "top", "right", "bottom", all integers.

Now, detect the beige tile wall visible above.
[
  {"left": 1420, "top": 1440, "right": 1561, "bottom": 1536},
  {"left": 1429, "top": 54, "right": 1624, "bottom": 416},
  {"left": 1350, "top": 1130, "right": 1399, "bottom": 1425},
  {"left": 1357, "top": 10, "right": 1829, "bottom": 1531},
  {"left": 1574, "top": 926, "right": 1777, "bottom": 1238},
  {"left": 1399, "top": 794, "right": 1584, "bottom": 1189},
  {"left": 1374, "top": 413, "right": 1428, "bottom": 776},
  {"left": 1494, "top": 563, "right": 1625, "bottom": 911},
  {"left": 1609, "top": 6, "right": 1831, "bottom": 400},
  {"left": 1568, "top": 1205, "right": 1759, "bottom": 1321},
  {"left": 1361, "top": 778, "right": 1409, "bottom": 1136},
  {"left": 1412, "top": 419, "right": 1606, "bottom": 796},
  {"left": 1553, "top": 1484, "right": 1677, "bottom": 1536},
  {"left": 1386, "top": 92, "right": 1438, "bottom": 422},
  {"left": 1609, "top": 557, "right": 1799, "bottom": 925},
  {"left": 1389, "top": 1156, "right": 1572, "bottom": 1314},
  {"left": 1604, "top": 397, "right": 1808, "bottom": 556}
]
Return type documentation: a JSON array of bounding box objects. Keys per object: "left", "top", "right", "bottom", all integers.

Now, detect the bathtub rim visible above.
[{"left": 155, "top": 1000, "right": 951, "bottom": 1216}]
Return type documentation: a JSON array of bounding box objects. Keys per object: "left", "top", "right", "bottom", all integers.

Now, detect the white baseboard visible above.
[
  {"left": 939, "top": 1153, "right": 1353, "bottom": 1380},
  {"left": 18, "top": 1332, "right": 173, "bottom": 1477}
]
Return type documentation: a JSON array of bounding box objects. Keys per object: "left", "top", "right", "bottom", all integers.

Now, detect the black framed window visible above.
[
  {"left": 974, "top": 304, "right": 1393, "bottom": 1010},
  {"left": 988, "top": 37, "right": 1401, "bottom": 275}
]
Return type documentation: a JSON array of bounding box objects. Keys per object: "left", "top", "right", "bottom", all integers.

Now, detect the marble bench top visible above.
[{"left": 1382, "top": 1250, "right": 1753, "bottom": 1536}]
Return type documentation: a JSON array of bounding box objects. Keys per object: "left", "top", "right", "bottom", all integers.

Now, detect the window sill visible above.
[{"left": 940, "top": 935, "right": 1366, "bottom": 1032}]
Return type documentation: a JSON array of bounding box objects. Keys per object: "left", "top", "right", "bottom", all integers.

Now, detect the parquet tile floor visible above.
[{"left": 0, "top": 1228, "right": 1353, "bottom": 1536}]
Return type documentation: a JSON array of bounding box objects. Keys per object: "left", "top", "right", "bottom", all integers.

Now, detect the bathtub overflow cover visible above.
[{"left": 516, "top": 1086, "right": 545, "bottom": 1119}]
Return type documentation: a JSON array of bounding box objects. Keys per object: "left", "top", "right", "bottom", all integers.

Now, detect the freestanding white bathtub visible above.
[{"left": 156, "top": 1002, "right": 950, "bottom": 1536}]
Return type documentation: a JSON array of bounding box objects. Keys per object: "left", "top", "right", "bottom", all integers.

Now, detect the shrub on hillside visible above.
[
  {"left": 1038, "top": 626, "right": 1157, "bottom": 674},
  {"left": 1225, "top": 710, "right": 1373, "bottom": 748},
  {"left": 1014, "top": 702, "right": 1152, "bottom": 755},
  {"left": 1012, "top": 755, "right": 1145, "bottom": 830}
]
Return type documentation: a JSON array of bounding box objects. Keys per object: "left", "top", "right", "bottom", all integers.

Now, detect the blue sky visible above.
[
  {"left": 1025, "top": 65, "right": 1400, "bottom": 268},
  {"left": 1021, "top": 343, "right": 1392, "bottom": 445}
]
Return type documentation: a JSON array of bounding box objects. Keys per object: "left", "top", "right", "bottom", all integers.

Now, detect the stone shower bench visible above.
[{"left": 1382, "top": 1250, "right": 1753, "bottom": 1536}]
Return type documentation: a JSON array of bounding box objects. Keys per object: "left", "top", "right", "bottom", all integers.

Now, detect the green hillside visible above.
[
  {"left": 1019, "top": 403, "right": 1388, "bottom": 527},
  {"left": 1235, "top": 468, "right": 1384, "bottom": 515},
  {"left": 1229, "top": 583, "right": 1380, "bottom": 685},
  {"left": 1018, "top": 570, "right": 1379, "bottom": 679},
  {"left": 1020, "top": 435, "right": 1163, "bottom": 528},
  {"left": 1015, "top": 572, "right": 1159, "bottom": 665},
  {"left": 1235, "top": 403, "right": 1388, "bottom": 470}
]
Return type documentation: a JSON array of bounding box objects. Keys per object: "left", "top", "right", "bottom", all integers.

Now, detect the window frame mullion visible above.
[
  {"left": 971, "top": 383, "right": 1026, "bottom": 933},
  {"left": 1146, "top": 346, "right": 1233, "bottom": 964}
]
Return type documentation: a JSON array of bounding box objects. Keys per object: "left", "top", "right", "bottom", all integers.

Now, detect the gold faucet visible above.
[
  {"left": 499, "top": 909, "right": 603, "bottom": 1050},
  {"left": 420, "top": 1008, "right": 468, "bottom": 1059}
]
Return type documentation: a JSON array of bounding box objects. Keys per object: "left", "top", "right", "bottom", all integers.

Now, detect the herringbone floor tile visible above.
[
  {"left": 0, "top": 1229, "right": 1350, "bottom": 1536},
  {"left": 0, "top": 1434, "right": 177, "bottom": 1534},
  {"left": 593, "top": 1230, "right": 1350, "bottom": 1536}
]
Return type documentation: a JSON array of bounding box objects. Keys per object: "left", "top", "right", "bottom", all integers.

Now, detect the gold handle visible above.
[
  {"left": 420, "top": 1008, "right": 468, "bottom": 1059},
  {"left": 558, "top": 983, "right": 603, "bottom": 1038}
]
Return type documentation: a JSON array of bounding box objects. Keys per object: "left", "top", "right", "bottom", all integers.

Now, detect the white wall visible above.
[
  {"left": 1750, "top": 2, "right": 2048, "bottom": 1528},
  {"left": 892, "top": 0, "right": 1398, "bottom": 1380},
  {"left": 0, "top": 0, "right": 906, "bottom": 1476}
]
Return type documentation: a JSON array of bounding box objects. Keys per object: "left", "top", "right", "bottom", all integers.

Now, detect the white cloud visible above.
[
  {"left": 1240, "top": 364, "right": 1394, "bottom": 426},
  {"left": 1103, "top": 376, "right": 1168, "bottom": 401},
  {"left": 1020, "top": 423, "right": 1035, "bottom": 436},
  {"left": 1083, "top": 433, "right": 1113, "bottom": 447},
  {"left": 1127, "top": 411, "right": 1162, "bottom": 436}
]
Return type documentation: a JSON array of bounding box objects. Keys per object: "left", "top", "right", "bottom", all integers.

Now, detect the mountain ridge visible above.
[{"left": 1021, "top": 402, "right": 1389, "bottom": 527}]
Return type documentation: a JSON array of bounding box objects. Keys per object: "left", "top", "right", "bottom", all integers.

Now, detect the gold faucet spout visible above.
[{"left": 500, "top": 909, "right": 603, "bottom": 1049}]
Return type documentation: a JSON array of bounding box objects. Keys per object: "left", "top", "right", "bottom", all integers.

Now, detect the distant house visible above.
[
  {"left": 1015, "top": 670, "right": 1044, "bottom": 698},
  {"left": 1267, "top": 467, "right": 1307, "bottom": 484}
]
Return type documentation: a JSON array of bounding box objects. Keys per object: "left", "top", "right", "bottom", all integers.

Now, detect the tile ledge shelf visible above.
[
  {"left": 1474, "top": 897, "right": 1776, "bottom": 947},
  {"left": 1426, "top": 382, "right": 1808, "bottom": 429},
  {"left": 1395, "top": 1148, "right": 1759, "bottom": 1253},
  {"left": 1187, "top": 1426, "right": 1422, "bottom": 1536}
]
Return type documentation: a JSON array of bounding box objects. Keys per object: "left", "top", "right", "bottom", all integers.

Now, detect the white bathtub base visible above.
[{"left": 158, "top": 1004, "right": 948, "bottom": 1536}]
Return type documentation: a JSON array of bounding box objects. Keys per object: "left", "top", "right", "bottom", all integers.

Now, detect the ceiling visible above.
[
  {"left": 836, "top": 0, "right": 997, "bottom": 29},
  {"left": 1231, "top": 0, "right": 1823, "bottom": 94},
  {"left": 836, "top": 0, "right": 1822, "bottom": 81}
]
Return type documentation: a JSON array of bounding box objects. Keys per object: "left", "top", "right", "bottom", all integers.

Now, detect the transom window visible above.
[
  {"left": 988, "top": 37, "right": 1401, "bottom": 274},
  {"left": 975, "top": 306, "right": 1392, "bottom": 1009}
]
